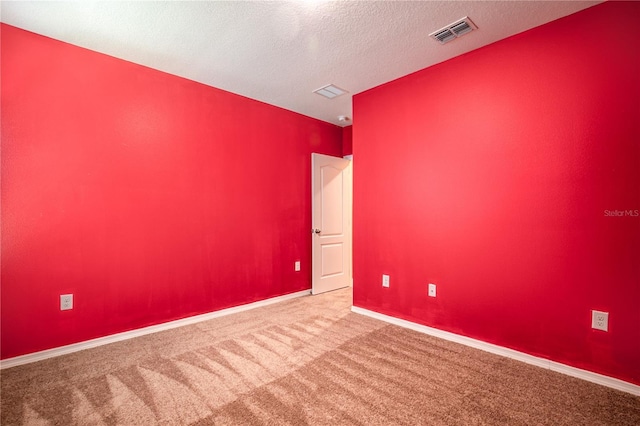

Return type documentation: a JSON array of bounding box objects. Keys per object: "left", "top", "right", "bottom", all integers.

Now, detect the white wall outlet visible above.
[
  {"left": 591, "top": 310, "right": 608, "bottom": 331},
  {"left": 382, "top": 274, "right": 390, "bottom": 288},
  {"left": 428, "top": 283, "right": 436, "bottom": 298},
  {"left": 60, "top": 294, "right": 73, "bottom": 311},
  {"left": 294, "top": 261, "right": 301, "bottom": 271}
]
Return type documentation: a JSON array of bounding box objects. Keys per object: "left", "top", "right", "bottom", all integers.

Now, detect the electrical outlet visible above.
[
  {"left": 294, "top": 261, "right": 301, "bottom": 271},
  {"left": 428, "top": 283, "right": 436, "bottom": 298},
  {"left": 591, "top": 310, "right": 608, "bottom": 331},
  {"left": 60, "top": 294, "right": 73, "bottom": 311},
  {"left": 382, "top": 274, "right": 390, "bottom": 288}
]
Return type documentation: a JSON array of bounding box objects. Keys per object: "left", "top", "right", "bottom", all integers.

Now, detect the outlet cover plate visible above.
[
  {"left": 60, "top": 294, "right": 73, "bottom": 311},
  {"left": 591, "top": 310, "right": 608, "bottom": 331},
  {"left": 428, "top": 283, "right": 436, "bottom": 297},
  {"left": 382, "top": 274, "right": 390, "bottom": 288},
  {"left": 294, "top": 261, "right": 301, "bottom": 271}
]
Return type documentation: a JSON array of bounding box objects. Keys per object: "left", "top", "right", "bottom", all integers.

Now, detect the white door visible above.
[{"left": 312, "top": 153, "right": 352, "bottom": 295}]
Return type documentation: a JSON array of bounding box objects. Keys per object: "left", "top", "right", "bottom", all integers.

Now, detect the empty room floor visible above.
[{"left": 1, "top": 287, "right": 639, "bottom": 425}]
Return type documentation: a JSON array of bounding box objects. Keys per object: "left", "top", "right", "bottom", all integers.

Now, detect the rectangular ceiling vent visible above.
[
  {"left": 430, "top": 17, "right": 477, "bottom": 45},
  {"left": 313, "top": 84, "right": 348, "bottom": 99}
]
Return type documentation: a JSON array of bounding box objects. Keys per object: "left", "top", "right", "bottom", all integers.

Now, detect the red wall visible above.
[
  {"left": 342, "top": 125, "right": 353, "bottom": 157},
  {"left": 1, "top": 24, "right": 342, "bottom": 359},
  {"left": 353, "top": 1, "right": 640, "bottom": 385}
]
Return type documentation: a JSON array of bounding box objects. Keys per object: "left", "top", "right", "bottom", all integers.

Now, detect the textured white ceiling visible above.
[{"left": 1, "top": 1, "right": 601, "bottom": 126}]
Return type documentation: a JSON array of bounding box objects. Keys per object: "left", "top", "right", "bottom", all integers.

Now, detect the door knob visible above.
[{"left": 313, "top": 228, "right": 321, "bottom": 234}]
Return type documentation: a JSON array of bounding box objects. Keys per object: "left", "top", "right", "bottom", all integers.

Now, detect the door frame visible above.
[{"left": 311, "top": 153, "right": 353, "bottom": 294}]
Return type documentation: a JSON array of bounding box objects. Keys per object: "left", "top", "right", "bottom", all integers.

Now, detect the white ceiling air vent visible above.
[
  {"left": 429, "top": 17, "right": 477, "bottom": 45},
  {"left": 313, "top": 84, "right": 348, "bottom": 99}
]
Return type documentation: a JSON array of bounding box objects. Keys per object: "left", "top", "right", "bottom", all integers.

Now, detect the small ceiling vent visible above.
[
  {"left": 430, "top": 17, "right": 477, "bottom": 45},
  {"left": 313, "top": 84, "right": 348, "bottom": 99}
]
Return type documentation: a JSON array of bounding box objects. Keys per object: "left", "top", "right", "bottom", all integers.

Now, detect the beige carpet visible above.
[{"left": 1, "top": 288, "right": 639, "bottom": 425}]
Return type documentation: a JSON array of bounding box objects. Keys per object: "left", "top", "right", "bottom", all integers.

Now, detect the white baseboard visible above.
[
  {"left": 1, "top": 290, "right": 311, "bottom": 370},
  {"left": 351, "top": 306, "right": 640, "bottom": 396}
]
